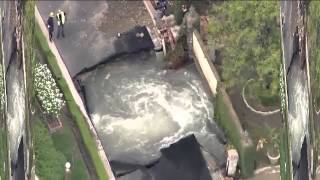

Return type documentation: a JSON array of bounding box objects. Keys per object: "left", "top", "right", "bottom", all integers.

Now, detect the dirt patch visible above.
[{"left": 98, "top": 1, "right": 153, "bottom": 39}]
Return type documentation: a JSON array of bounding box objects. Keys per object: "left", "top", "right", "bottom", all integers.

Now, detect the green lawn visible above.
[
  {"left": 51, "top": 116, "right": 90, "bottom": 180},
  {"left": 34, "top": 118, "right": 67, "bottom": 180},
  {"left": 34, "top": 11, "right": 109, "bottom": 180},
  {"left": 33, "top": 99, "right": 90, "bottom": 180},
  {"left": 0, "top": 127, "right": 9, "bottom": 180}
]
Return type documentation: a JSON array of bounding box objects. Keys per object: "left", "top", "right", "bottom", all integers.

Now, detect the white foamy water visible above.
[
  {"left": 288, "top": 62, "right": 309, "bottom": 165},
  {"left": 6, "top": 63, "right": 25, "bottom": 165},
  {"left": 83, "top": 52, "right": 225, "bottom": 165}
]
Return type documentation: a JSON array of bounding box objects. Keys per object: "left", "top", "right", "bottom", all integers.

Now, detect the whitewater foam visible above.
[
  {"left": 7, "top": 65, "right": 25, "bottom": 165},
  {"left": 83, "top": 54, "right": 223, "bottom": 165}
]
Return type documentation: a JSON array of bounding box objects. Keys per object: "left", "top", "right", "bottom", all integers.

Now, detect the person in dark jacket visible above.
[{"left": 47, "top": 12, "right": 54, "bottom": 42}]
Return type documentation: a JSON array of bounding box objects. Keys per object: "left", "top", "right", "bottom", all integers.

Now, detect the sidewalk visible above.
[
  {"left": 36, "top": 1, "right": 153, "bottom": 77},
  {"left": 248, "top": 173, "right": 280, "bottom": 180}
]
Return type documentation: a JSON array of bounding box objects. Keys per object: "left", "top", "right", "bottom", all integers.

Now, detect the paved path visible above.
[
  {"left": 36, "top": 1, "right": 153, "bottom": 77},
  {"left": 229, "top": 88, "right": 282, "bottom": 137},
  {"left": 248, "top": 173, "right": 280, "bottom": 180}
]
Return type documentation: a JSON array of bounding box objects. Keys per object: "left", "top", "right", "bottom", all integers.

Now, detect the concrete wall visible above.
[
  {"left": 192, "top": 31, "right": 218, "bottom": 96},
  {"left": 192, "top": 30, "right": 254, "bottom": 177}
]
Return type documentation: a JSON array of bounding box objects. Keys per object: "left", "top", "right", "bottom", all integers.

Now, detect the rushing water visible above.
[
  {"left": 81, "top": 51, "right": 226, "bottom": 166},
  {"left": 6, "top": 60, "right": 25, "bottom": 165},
  {"left": 287, "top": 60, "right": 309, "bottom": 165}
]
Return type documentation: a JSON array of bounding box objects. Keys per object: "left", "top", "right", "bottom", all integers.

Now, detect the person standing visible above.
[
  {"left": 56, "top": 9, "right": 66, "bottom": 39},
  {"left": 47, "top": 12, "right": 54, "bottom": 42}
]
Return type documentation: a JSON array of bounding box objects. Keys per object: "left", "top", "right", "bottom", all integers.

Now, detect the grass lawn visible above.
[
  {"left": 34, "top": 99, "right": 90, "bottom": 180},
  {"left": 34, "top": 117, "right": 67, "bottom": 180},
  {"left": 51, "top": 114, "right": 90, "bottom": 180},
  {"left": 34, "top": 10, "right": 109, "bottom": 180},
  {"left": 0, "top": 127, "right": 9, "bottom": 180}
]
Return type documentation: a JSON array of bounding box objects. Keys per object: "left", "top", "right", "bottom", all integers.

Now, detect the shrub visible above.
[{"left": 33, "top": 63, "right": 65, "bottom": 117}]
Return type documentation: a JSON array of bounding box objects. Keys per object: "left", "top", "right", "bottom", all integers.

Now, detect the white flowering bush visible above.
[
  {"left": 0, "top": 64, "right": 4, "bottom": 110},
  {"left": 279, "top": 64, "right": 286, "bottom": 114},
  {"left": 34, "top": 63, "right": 65, "bottom": 117}
]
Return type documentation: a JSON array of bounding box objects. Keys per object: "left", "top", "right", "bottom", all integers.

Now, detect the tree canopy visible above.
[{"left": 208, "top": 1, "right": 280, "bottom": 95}]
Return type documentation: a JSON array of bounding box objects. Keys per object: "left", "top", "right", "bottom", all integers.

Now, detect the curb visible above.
[
  {"left": 242, "top": 79, "right": 280, "bottom": 116},
  {"left": 143, "top": 0, "right": 157, "bottom": 27},
  {"left": 34, "top": 5, "right": 115, "bottom": 180},
  {"left": 254, "top": 165, "right": 280, "bottom": 175}
]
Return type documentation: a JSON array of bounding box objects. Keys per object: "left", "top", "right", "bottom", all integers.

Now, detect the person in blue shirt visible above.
[{"left": 46, "top": 12, "right": 54, "bottom": 42}]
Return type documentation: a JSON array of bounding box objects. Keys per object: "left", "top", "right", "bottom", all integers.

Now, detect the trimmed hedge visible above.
[
  {"left": 0, "top": 128, "right": 9, "bottom": 180},
  {"left": 0, "top": 10, "right": 9, "bottom": 179},
  {"left": 34, "top": 23, "right": 109, "bottom": 180},
  {"left": 280, "top": 128, "right": 290, "bottom": 180},
  {"left": 214, "top": 87, "right": 255, "bottom": 177}
]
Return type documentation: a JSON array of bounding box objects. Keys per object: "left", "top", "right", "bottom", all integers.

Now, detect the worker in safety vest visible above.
[
  {"left": 56, "top": 9, "right": 66, "bottom": 39},
  {"left": 47, "top": 12, "right": 54, "bottom": 42}
]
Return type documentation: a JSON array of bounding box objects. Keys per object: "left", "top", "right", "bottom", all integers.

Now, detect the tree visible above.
[{"left": 208, "top": 1, "right": 280, "bottom": 96}]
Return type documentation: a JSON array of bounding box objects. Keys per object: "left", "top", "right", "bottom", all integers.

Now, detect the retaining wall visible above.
[{"left": 192, "top": 30, "right": 254, "bottom": 177}]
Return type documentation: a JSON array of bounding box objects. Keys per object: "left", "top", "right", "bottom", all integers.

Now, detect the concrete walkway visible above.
[
  {"left": 248, "top": 173, "right": 280, "bottom": 180},
  {"left": 36, "top": 1, "right": 153, "bottom": 77}
]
